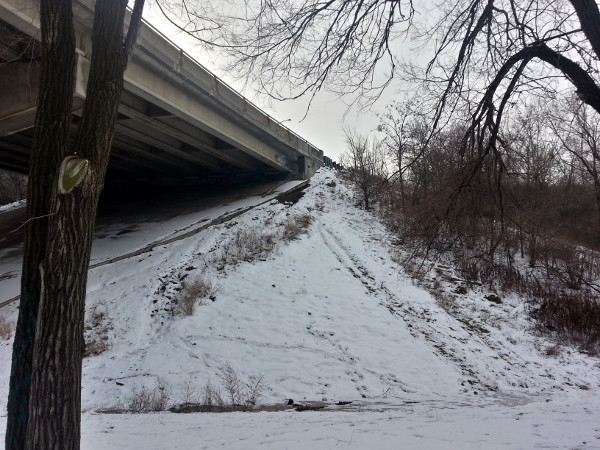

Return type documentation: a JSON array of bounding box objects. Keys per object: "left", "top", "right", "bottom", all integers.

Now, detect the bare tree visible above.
[
  {"left": 550, "top": 97, "right": 600, "bottom": 237},
  {"left": 209, "top": 0, "right": 416, "bottom": 106},
  {"left": 0, "top": 21, "right": 39, "bottom": 65},
  {"left": 378, "top": 99, "right": 431, "bottom": 212},
  {"left": 340, "top": 131, "right": 388, "bottom": 210},
  {"left": 205, "top": 0, "right": 600, "bottom": 150},
  {"left": 429, "top": 0, "right": 600, "bottom": 166},
  {"left": 498, "top": 102, "right": 561, "bottom": 264}
]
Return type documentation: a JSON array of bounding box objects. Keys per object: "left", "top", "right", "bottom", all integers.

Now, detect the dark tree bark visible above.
[
  {"left": 6, "top": 0, "right": 144, "bottom": 448},
  {"left": 570, "top": 0, "right": 600, "bottom": 59},
  {"left": 5, "top": 0, "right": 76, "bottom": 447}
]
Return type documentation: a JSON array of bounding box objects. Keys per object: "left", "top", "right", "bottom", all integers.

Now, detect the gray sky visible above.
[
  {"left": 264, "top": 91, "right": 384, "bottom": 161},
  {"left": 179, "top": 43, "right": 388, "bottom": 162}
]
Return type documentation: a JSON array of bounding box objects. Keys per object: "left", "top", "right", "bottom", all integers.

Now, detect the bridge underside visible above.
[
  {"left": 0, "top": 6, "right": 322, "bottom": 186},
  {"left": 0, "top": 87, "right": 286, "bottom": 185}
]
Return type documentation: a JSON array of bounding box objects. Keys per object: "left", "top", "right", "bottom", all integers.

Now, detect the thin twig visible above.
[{"left": 11, "top": 212, "right": 56, "bottom": 233}]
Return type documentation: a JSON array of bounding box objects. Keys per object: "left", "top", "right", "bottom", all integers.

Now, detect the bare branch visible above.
[{"left": 124, "top": 0, "right": 146, "bottom": 57}]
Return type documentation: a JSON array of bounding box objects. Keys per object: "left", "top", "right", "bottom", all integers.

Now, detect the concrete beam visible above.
[
  {"left": 122, "top": 54, "right": 294, "bottom": 172},
  {"left": 0, "top": 0, "right": 40, "bottom": 39},
  {"left": 118, "top": 103, "right": 263, "bottom": 173},
  {"left": 114, "top": 120, "right": 228, "bottom": 174},
  {"left": 107, "top": 135, "right": 198, "bottom": 175},
  {"left": 0, "top": 61, "right": 38, "bottom": 135},
  {"left": 0, "top": 57, "right": 85, "bottom": 136},
  {"left": 108, "top": 149, "right": 188, "bottom": 177}
]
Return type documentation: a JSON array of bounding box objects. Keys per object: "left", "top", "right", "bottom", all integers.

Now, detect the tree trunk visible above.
[
  {"left": 6, "top": 0, "right": 144, "bottom": 447},
  {"left": 569, "top": 0, "right": 600, "bottom": 61},
  {"left": 594, "top": 177, "right": 600, "bottom": 244},
  {"left": 5, "top": 0, "right": 76, "bottom": 447},
  {"left": 25, "top": 0, "right": 139, "bottom": 446}
]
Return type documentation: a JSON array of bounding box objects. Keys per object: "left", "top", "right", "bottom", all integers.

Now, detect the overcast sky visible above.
[{"left": 174, "top": 40, "right": 392, "bottom": 162}]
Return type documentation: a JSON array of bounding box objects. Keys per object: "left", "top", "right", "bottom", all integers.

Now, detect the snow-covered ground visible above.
[
  {"left": 1, "top": 169, "right": 599, "bottom": 449},
  {"left": 0, "top": 199, "right": 25, "bottom": 213}
]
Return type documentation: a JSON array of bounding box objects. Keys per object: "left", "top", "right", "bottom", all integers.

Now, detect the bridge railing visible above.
[{"left": 139, "top": 17, "right": 324, "bottom": 163}]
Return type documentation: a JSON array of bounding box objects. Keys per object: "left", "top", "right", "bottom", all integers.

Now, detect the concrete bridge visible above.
[{"left": 0, "top": 0, "right": 323, "bottom": 185}]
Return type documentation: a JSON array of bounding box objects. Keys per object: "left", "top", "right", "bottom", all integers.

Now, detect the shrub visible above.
[
  {"left": 201, "top": 378, "right": 225, "bottom": 408},
  {"left": 177, "top": 377, "right": 201, "bottom": 404},
  {"left": 531, "top": 290, "right": 600, "bottom": 352},
  {"left": 169, "top": 363, "right": 265, "bottom": 413},
  {"left": 126, "top": 383, "right": 171, "bottom": 412},
  {"left": 177, "top": 276, "right": 218, "bottom": 316},
  {"left": 281, "top": 213, "right": 313, "bottom": 242},
  {"left": 218, "top": 362, "right": 244, "bottom": 405},
  {"left": 216, "top": 362, "right": 264, "bottom": 406}
]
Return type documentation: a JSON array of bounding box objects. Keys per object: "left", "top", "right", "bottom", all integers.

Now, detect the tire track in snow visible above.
[
  {"left": 245, "top": 221, "right": 369, "bottom": 398},
  {"left": 318, "top": 215, "right": 581, "bottom": 393},
  {"left": 175, "top": 332, "right": 342, "bottom": 361},
  {"left": 304, "top": 323, "right": 370, "bottom": 398},
  {"left": 317, "top": 221, "right": 488, "bottom": 391}
]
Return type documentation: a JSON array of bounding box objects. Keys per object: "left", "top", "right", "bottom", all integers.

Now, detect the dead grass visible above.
[
  {"left": 210, "top": 213, "right": 314, "bottom": 270},
  {"left": 530, "top": 289, "right": 600, "bottom": 353},
  {"left": 125, "top": 383, "right": 171, "bottom": 413},
  {"left": 177, "top": 276, "right": 218, "bottom": 316},
  {"left": 84, "top": 337, "right": 110, "bottom": 357},
  {"left": 402, "top": 230, "right": 600, "bottom": 352},
  {"left": 212, "top": 228, "right": 278, "bottom": 269},
  {"left": 83, "top": 310, "right": 112, "bottom": 357},
  {"left": 281, "top": 213, "right": 313, "bottom": 242},
  {"left": 0, "top": 316, "right": 13, "bottom": 340}
]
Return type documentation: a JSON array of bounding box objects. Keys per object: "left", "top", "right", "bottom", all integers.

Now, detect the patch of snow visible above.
[
  {"left": 78, "top": 394, "right": 600, "bottom": 450},
  {"left": 1, "top": 169, "right": 599, "bottom": 448},
  {"left": 0, "top": 199, "right": 25, "bottom": 212}
]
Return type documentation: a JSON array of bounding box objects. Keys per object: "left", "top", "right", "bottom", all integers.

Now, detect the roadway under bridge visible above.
[{"left": 0, "top": 0, "right": 324, "bottom": 186}]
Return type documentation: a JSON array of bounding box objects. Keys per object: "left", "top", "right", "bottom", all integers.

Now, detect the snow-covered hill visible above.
[{"left": 1, "top": 169, "right": 599, "bottom": 449}]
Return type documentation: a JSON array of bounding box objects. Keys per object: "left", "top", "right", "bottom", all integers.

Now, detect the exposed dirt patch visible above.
[
  {"left": 115, "top": 228, "right": 135, "bottom": 236},
  {"left": 276, "top": 185, "right": 307, "bottom": 205},
  {"left": 99, "top": 400, "right": 364, "bottom": 415}
]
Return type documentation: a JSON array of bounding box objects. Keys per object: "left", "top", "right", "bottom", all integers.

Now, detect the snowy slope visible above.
[{"left": 1, "top": 169, "right": 600, "bottom": 449}]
